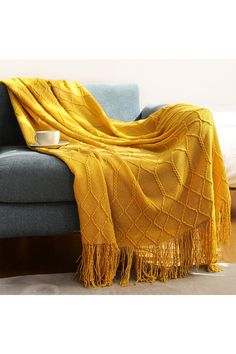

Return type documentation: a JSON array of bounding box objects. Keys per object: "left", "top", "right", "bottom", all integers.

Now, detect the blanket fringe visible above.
[
  {"left": 206, "top": 264, "right": 222, "bottom": 272},
  {"left": 76, "top": 243, "right": 120, "bottom": 287},
  {"left": 216, "top": 199, "right": 231, "bottom": 245},
  {"left": 76, "top": 202, "right": 230, "bottom": 287}
]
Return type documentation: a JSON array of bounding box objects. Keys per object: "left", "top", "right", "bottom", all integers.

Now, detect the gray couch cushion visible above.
[
  {"left": 0, "top": 146, "right": 75, "bottom": 203},
  {"left": 0, "top": 202, "right": 80, "bottom": 237},
  {"left": 0, "top": 83, "right": 25, "bottom": 146},
  {"left": 85, "top": 84, "right": 140, "bottom": 121}
]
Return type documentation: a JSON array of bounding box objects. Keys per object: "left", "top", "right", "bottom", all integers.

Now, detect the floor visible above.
[{"left": 0, "top": 263, "right": 235, "bottom": 295}]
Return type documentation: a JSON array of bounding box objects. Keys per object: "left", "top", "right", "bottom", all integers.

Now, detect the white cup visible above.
[{"left": 35, "top": 130, "right": 60, "bottom": 145}]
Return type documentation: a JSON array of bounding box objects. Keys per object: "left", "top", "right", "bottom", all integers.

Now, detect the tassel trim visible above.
[{"left": 76, "top": 201, "right": 231, "bottom": 287}]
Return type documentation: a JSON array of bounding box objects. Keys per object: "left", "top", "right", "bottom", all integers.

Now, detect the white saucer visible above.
[{"left": 29, "top": 141, "right": 69, "bottom": 149}]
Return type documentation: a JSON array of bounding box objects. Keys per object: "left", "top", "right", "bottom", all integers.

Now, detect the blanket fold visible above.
[{"left": 1, "top": 78, "right": 231, "bottom": 287}]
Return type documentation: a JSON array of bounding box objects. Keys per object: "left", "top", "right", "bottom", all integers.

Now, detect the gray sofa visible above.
[{"left": 0, "top": 82, "right": 165, "bottom": 238}]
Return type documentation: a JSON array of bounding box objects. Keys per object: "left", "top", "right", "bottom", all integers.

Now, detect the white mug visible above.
[{"left": 35, "top": 130, "right": 60, "bottom": 145}]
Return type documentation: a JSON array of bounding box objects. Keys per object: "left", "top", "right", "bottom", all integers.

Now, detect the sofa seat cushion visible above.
[
  {"left": 0, "top": 146, "right": 75, "bottom": 203},
  {"left": 0, "top": 202, "right": 80, "bottom": 237}
]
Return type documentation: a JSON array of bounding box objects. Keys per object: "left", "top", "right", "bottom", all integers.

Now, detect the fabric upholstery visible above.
[
  {"left": 136, "top": 103, "right": 168, "bottom": 120},
  {"left": 0, "top": 83, "right": 25, "bottom": 145},
  {"left": 0, "top": 146, "right": 75, "bottom": 203},
  {"left": 85, "top": 84, "right": 140, "bottom": 121},
  {"left": 0, "top": 202, "right": 79, "bottom": 237}
]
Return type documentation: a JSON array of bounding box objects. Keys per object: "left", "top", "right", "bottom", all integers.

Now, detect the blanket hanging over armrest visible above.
[{"left": 1, "top": 78, "right": 231, "bottom": 287}]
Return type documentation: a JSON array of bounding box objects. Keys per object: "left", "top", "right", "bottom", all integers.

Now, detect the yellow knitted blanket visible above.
[{"left": 2, "top": 78, "right": 231, "bottom": 287}]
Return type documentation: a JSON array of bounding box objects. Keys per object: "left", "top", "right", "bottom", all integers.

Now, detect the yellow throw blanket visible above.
[{"left": 2, "top": 78, "right": 231, "bottom": 287}]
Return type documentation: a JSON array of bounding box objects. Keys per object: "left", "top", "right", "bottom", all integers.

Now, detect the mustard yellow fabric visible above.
[{"left": 2, "top": 78, "right": 231, "bottom": 287}]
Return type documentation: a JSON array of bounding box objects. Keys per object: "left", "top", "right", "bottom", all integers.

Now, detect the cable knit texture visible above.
[{"left": 2, "top": 78, "right": 231, "bottom": 287}]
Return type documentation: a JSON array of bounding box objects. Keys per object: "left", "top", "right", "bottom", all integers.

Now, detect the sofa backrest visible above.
[
  {"left": 85, "top": 84, "right": 140, "bottom": 122},
  {"left": 0, "top": 83, "right": 25, "bottom": 145},
  {"left": 0, "top": 82, "right": 140, "bottom": 146}
]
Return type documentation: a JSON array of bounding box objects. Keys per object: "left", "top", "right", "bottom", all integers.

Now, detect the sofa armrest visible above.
[{"left": 135, "top": 103, "right": 168, "bottom": 120}]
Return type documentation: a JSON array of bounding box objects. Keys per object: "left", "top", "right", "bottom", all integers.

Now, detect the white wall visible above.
[{"left": 1, "top": 60, "right": 236, "bottom": 111}]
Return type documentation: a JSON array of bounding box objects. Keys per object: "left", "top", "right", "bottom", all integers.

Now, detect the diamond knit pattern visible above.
[{"left": 2, "top": 78, "right": 231, "bottom": 287}]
